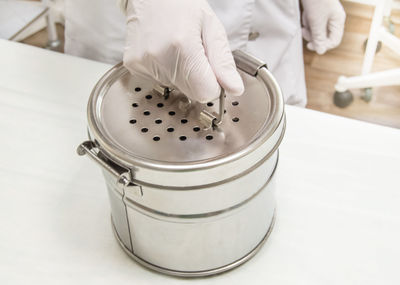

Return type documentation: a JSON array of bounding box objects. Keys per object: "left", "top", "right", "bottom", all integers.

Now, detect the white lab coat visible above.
[{"left": 64, "top": 0, "right": 306, "bottom": 106}]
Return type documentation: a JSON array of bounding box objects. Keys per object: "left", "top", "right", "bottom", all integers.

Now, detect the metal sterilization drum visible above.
[{"left": 77, "top": 50, "right": 285, "bottom": 277}]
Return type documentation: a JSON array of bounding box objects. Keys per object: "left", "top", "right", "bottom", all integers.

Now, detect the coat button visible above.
[{"left": 248, "top": 31, "right": 260, "bottom": 41}]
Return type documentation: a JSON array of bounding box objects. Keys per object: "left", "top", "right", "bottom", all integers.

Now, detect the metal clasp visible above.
[
  {"left": 153, "top": 85, "right": 225, "bottom": 130},
  {"left": 77, "top": 140, "right": 141, "bottom": 195},
  {"left": 153, "top": 85, "right": 172, "bottom": 100},
  {"left": 199, "top": 88, "right": 225, "bottom": 130}
]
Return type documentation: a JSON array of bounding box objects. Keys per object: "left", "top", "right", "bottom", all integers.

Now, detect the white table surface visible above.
[{"left": 1, "top": 39, "right": 400, "bottom": 285}]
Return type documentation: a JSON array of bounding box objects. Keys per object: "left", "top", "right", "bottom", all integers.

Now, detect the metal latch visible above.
[
  {"left": 199, "top": 88, "right": 225, "bottom": 130},
  {"left": 153, "top": 85, "right": 225, "bottom": 130}
]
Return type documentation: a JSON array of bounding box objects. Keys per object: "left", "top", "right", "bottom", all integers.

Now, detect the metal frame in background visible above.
[
  {"left": 334, "top": 0, "right": 400, "bottom": 107},
  {"left": 8, "top": 0, "right": 60, "bottom": 50}
]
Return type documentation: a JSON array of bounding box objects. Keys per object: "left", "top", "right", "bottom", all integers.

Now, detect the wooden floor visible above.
[
  {"left": 20, "top": 1, "right": 400, "bottom": 128},
  {"left": 21, "top": 23, "right": 64, "bottom": 53}
]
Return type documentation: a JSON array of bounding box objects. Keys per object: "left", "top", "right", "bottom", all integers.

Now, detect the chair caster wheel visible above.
[
  {"left": 361, "top": 88, "right": 373, "bottom": 102},
  {"left": 45, "top": 40, "right": 61, "bottom": 51},
  {"left": 334, "top": 90, "right": 354, "bottom": 108},
  {"left": 389, "top": 22, "right": 395, "bottom": 34},
  {"left": 386, "top": 17, "right": 395, "bottom": 34},
  {"left": 363, "top": 39, "right": 382, "bottom": 54}
]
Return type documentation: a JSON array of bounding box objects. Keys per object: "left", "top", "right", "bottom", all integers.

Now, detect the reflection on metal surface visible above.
[
  {"left": 112, "top": 213, "right": 276, "bottom": 277},
  {"left": 123, "top": 154, "right": 279, "bottom": 220}
]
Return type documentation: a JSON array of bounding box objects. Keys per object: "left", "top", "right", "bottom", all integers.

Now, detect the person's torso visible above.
[{"left": 64, "top": 0, "right": 306, "bottom": 106}]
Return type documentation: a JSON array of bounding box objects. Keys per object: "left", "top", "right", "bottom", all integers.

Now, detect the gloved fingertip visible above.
[
  {"left": 307, "top": 42, "right": 326, "bottom": 55},
  {"left": 189, "top": 79, "right": 221, "bottom": 104},
  {"left": 212, "top": 63, "right": 244, "bottom": 97},
  {"left": 227, "top": 85, "right": 244, "bottom": 97},
  {"left": 306, "top": 42, "right": 315, "bottom": 51},
  {"left": 222, "top": 70, "right": 244, "bottom": 97},
  {"left": 315, "top": 46, "right": 327, "bottom": 55}
]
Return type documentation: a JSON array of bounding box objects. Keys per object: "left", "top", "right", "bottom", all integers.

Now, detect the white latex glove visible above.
[
  {"left": 301, "top": 0, "right": 346, "bottom": 55},
  {"left": 121, "top": 0, "right": 244, "bottom": 103}
]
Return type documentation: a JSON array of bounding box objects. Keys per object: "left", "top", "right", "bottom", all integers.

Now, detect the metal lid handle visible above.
[{"left": 152, "top": 50, "right": 269, "bottom": 130}]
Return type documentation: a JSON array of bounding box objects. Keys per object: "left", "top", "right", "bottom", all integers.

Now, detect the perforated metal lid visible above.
[{"left": 88, "top": 51, "right": 284, "bottom": 168}]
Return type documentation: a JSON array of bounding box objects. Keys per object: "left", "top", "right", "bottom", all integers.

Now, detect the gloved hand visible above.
[
  {"left": 120, "top": 0, "right": 244, "bottom": 103},
  {"left": 301, "top": 0, "right": 346, "bottom": 55}
]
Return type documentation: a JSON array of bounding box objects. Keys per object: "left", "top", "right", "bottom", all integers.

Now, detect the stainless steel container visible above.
[{"left": 77, "top": 50, "right": 285, "bottom": 277}]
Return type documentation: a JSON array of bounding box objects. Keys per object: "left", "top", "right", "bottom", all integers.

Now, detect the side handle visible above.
[{"left": 77, "top": 141, "right": 133, "bottom": 190}]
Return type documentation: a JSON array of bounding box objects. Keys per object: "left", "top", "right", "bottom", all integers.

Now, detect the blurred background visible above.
[{"left": 1, "top": 0, "right": 399, "bottom": 128}]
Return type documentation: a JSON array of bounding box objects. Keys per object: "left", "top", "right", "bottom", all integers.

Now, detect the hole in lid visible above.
[
  {"left": 232, "top": 117, "right": 239, "bottom": 122},
  {"left": 168, "top": 111, "right": 176, "bottom": 116},
  {"left": 153, "top": 136, "right": 160, "bottom": 141},
  {"left": 157, "top": 103, "right": 164, "bottom": 108},
  {"left": 145, "top": 95, "right": 152, "bottom": 100},
  {"left": 134, "top": 87, "right": 141, "bottom": 92},
  {"left": 179, "top": 136, "right": 187, "bottom": 141},
  {"left": 143, "top": 111, "right": 150, "bottom": 116},
  {"left": 193, "top": 127, "right": 200, "bottom": 132},
  {"left": 155, "top": 119, "right": 162, "bottom": 124},
  {"left": 141, "top": 127, "right": 148, "bottom": 133},
  {"left": 132, "top": 103, "right": 139, "bottom": 107},
  {"left": 167, "top": 127, "right": 174, "bottom": 132},
  {"left": 206, "top": 135, "right": 213, "bottom": 140},
  {"left": 129, "top": 119, "right": 137, "bottom": 124},
  {"left": 181, "top": 119, "right": 188, "bottom": 124},
  {"left": 224, "top": 109, "right": 227, "bottom": 113},
  {"left": 207, "top": 102, "right": 214, "bottom": 107},
  {"left": 232, "top": 101, "right": 239, "bottom": 106}
]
